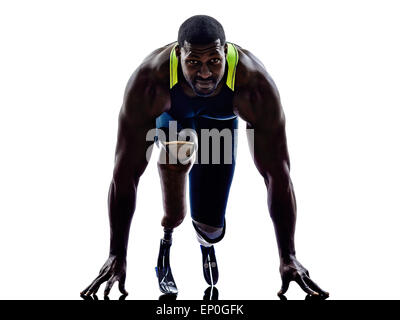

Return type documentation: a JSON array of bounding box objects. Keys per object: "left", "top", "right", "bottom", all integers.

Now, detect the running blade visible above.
[
  {"left": 201, "top": 245, "right": 219, "bottom": 286},
  {"left": 155, "top": 266, "right": 178, "bottom": 295}
]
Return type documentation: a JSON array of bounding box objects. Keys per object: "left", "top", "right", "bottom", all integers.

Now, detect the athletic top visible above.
[{"left": 167, "top": 42, "right": 239, "bottom": 121}]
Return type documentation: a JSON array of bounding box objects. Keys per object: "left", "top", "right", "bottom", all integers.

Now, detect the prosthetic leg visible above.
[
  {"left": 156, "top": 229, "right": 177, "bottom": 295},
  {"left": 156, "top": 133, "right": 197, "bottom": 295},
  {"left": 188, "top": 116, "right": 237, "bottom": 289},
  {"left": 193, "top": 220, "right": 226, "bottom": 286},
  {"left": 201, "top": 245, "right": 219, "bottom": 286}
]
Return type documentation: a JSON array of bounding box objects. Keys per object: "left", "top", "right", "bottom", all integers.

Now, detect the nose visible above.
[{"left": 197, "top": 63, "right": 212, "bottom": 79}]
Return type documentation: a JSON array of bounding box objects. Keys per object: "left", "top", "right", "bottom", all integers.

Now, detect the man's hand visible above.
[
  {"left": 81, "top": 255, "right": 128, "bottom": 298},
  {"left": 278, "top": 255, "right": 329, "bottom": 299}
]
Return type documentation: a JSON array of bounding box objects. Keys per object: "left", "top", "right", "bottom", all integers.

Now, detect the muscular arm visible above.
[
  {"left": 110, "top": 47, "right": 171, "bottom": 257},
  {"left": 251, "top": 117, "right": 296, "bottom": 260},
  {"left": 81, "top": 54, "right": 171, "bottom": 297},
  {"left": 108, "top": 100, "right": 155, "bottom": 258},
  {"left": 237, "top": 71, "right": 296, "bottom": 261},
  {"left": 235, "top": 51, "right": 328, "bottom": 298}
]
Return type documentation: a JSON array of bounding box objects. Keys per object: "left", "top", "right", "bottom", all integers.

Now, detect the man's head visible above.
[{"left": 176, "top": 15, "right": 227, "bottom": 97}]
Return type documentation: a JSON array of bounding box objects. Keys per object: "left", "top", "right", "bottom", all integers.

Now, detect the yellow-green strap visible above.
[
  {"left": 226, "top": 43, "right": 238, "bottom": 91},
  {"left": 170, "top": 43, "right": 179, "bottom": 89},
  {"left": 169, "top": 42, "right": 239, "bottom": 91}
]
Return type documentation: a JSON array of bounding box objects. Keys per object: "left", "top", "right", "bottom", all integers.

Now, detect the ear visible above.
[
  {"left": 224, "top": 43, "right": 228, "bottom": 56},
  {"left": 175, "top": 45, "right": 181, "bottom": 57}
]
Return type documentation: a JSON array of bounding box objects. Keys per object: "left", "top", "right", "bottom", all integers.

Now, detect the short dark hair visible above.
[{"left": 178, "top": 15, "right": 226, "bottom": 47}]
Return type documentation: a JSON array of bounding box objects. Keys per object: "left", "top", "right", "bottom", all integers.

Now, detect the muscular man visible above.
[{"left": 81, "top": 15, "right": 329, "bottom": 299}]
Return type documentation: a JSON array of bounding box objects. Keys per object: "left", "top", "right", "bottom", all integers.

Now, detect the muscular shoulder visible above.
[
  {"left": 233, "top": 46, "right": 284, "bottom": 129},
  {"left": 232, "top": 45, "right": 276, "bottom": 90},
  {"left": 121, "top": 43, "right": 175, "bottom": 124}
]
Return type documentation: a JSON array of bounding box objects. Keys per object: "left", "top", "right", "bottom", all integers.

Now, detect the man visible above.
[{"left": 81, "top": 15, "right": 329, "bottom": 299}]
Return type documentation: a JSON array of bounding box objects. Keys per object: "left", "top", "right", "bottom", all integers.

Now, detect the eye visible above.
[
  {"left": 187, "top": 60, "right": 199, "bottom": 65},
  {"left": 210, "top": 58, "right": 221, "bottom": 64}
]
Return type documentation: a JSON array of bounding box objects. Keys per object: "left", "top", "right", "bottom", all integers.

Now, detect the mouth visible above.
[{"left": 195, "top": 80, "right": 214, "bottom": 90}]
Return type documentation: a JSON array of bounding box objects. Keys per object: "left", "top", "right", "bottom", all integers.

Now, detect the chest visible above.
[{"left": 169, "top": 85, "right": 236, "bottom": 120}]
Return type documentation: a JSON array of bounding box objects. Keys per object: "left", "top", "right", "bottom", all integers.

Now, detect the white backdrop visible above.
[{"left": 0, "top": 0, "right": 399, "bottom": 300}]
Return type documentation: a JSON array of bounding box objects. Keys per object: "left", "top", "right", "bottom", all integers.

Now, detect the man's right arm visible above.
[
  {"left": 109, "top": 77, "right": 159, "bottom": 258},
  {"left": 81, "top": 63, "right": 170, "bottom": 298}
]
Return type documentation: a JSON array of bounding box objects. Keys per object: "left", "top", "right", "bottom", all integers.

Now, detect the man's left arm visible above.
[{"left": 236, "top": 69, "right": 329, "bottom": 298}]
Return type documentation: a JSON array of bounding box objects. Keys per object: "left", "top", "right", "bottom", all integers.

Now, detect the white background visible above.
[{"left": 0, "top": 0, "right": 399, "bottom": 300}]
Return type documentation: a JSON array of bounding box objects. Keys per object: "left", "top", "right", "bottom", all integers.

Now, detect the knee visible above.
[
  {"left": 192, "top": 220, "right": 226, "bottom": 246},
  {"left": 157, "top": 158, "right": 193, "bottom": 175},
  {"left": 162, "top": 215, "right": 185, "bottom": 229}
]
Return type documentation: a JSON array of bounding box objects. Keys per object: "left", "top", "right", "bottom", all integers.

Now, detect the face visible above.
[{"left": 177, "top": 39, "right": 227, "bottom": 97}]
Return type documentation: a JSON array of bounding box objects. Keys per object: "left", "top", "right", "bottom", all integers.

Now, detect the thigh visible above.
[{"left": 189, "top": 117, "right": 238, "bottom": 227}]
